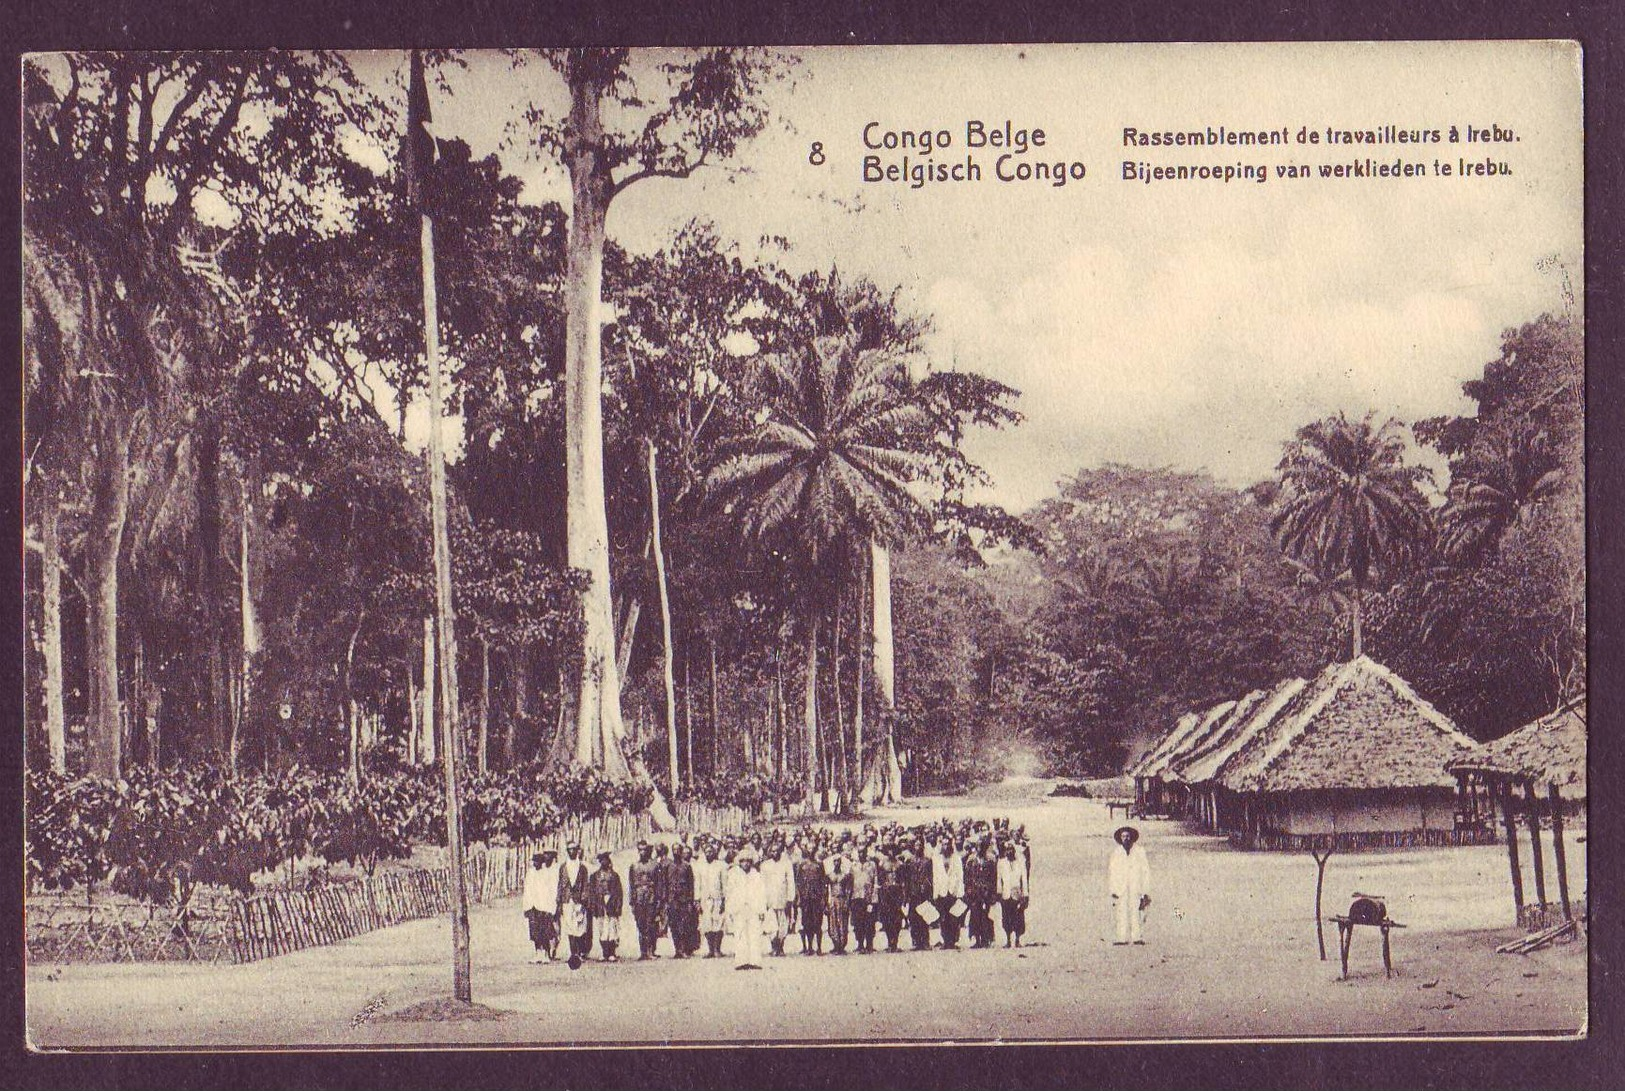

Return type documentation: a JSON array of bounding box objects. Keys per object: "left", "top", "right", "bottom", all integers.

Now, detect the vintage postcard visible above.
[{"left": 21, "top": 41, "right": 1584, "bottom": 1049}]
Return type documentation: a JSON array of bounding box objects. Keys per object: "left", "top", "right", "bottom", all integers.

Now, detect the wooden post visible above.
[
  {"left": 412, "top": 49, "right": 470, "bottom": 1003},
  {"left": 1523, "top": 779, "right": 1547, "bottom": 908},
  {"left": 1311, "top": 844, "right": 1334, "bottom": 961},
  {"left": 1548, "top": 783, "right": 1572, "bottom": 921},
  {"left": 1500, "top": 781, "right": 1525, "bottom": 918}
]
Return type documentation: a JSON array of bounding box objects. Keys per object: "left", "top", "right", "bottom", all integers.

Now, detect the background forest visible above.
[{"left": 23, "top": 50, "right": 1584, "bottom": 814}]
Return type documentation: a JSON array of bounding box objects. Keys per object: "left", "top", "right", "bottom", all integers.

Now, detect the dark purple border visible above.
[{"left": 3, "top": 2, "right": 1620, "bottom": 1089}]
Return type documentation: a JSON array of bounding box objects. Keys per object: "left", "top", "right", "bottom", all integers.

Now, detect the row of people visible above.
[{"left": 522, "top": 818, "right": 1035, "bottom": 967}]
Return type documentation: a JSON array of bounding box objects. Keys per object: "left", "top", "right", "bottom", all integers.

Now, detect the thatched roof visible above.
[
  {"left": 1138, "top": 700, "right": 1235, "bottom": 779},
  {"left": 1217, "top": 656, "right": 1478, "bottom": 794},
  {"left": 1447, "top": 697, "right": 1586, "bottom": 797},
  {"left": 1129, "top": 711, "right": 1201, "bottom": 778},
  {"left": 1171, "top": 677, "right": 1309, "bottom": 786},
  {"left": 1163, "top": 688, "right": 1271, "bottom": 785}
]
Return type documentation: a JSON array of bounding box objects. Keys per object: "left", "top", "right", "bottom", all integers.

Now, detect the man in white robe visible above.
[
  {"left": 1107, "top": 825, "right": 1151, "bottom": 945},
  {"left": 729, "top": 850, "right": 769, "bottom": 969},
  {"left": 523, "top": 850, "right": 562, "bottom": 962}
]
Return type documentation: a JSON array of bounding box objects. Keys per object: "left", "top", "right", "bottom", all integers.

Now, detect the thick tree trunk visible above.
[
  {"left": 562, "top": 65, "right": 629, "bottom": 778},
  {"left": 870, "top": 541, "right": 895, "bottom": 709},
  {"left": 85, "top": 415, "right": 132, "bottom": 780},
  {"left": 647, "top": 441, "right": 680, "bottom": 792},
  {"left": 39, "top": 499, "right": 67, "bottom": 773},
  {"left": 802, "top": 615, "right": 820, "bottom": 806},
  {"left": 869, "top": 540, "right": 901, "bottom": 802}
]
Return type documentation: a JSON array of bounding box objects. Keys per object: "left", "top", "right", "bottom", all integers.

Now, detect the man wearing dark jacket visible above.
[
  {"left": 904, "top": 843, "right": 934, "bottom": 951},
  {"left": 851, "top": 845, "right": 879, "bottom": 953},
  {"left": 628, "top": 843, "right": 665, "bottom": 960},
  {"left": 667, "top": 845, "right": 699, "bottom": 958},
  {"left": 557, "top": 843, "right": 593, "bottom": 962},
  {"left": 794, "top": 851, "right": 827, "bottom": 954},
  {"left": 876, "top": 847, "right": 906, "bottom": 952},
  {"left": 587, "top": 851, "right": 625, "bottom": 962},
  {"left": 964, "top": 841, "right": 998, "bottom": 948}
]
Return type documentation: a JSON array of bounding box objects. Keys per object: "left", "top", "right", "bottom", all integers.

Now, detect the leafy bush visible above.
[
  {"left": 312, "top": 774, "right": 435, "bottom": 875},
  {"left": 25, "top": 770, "right": 120, "bottom": 894}
]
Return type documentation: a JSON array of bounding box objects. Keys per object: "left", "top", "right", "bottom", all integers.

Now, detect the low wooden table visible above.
[
  {"left": 1331, "top": 898, "right": 1406, "bottom": 980},
  {"left": 1105, "top": 800, "right": 1135, "bottom": 820}
]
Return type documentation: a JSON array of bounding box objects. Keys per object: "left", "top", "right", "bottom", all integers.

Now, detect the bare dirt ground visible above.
[{"left": 27, "top": 786, "right": 1586, "bottom": 1047}]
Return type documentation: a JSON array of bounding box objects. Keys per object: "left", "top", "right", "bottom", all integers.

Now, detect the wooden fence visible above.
[
  {"left": 231, "top": 804, "right": 751, "bottom": 963},
  {"left": 1228, "top": 826, "right": 1501, "bottom": 852},
  {"left": 27, "top": 895, "right": 238, "bottom": 964}
]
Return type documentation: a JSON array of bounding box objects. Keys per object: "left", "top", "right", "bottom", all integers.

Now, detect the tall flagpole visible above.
[{"left": 409, "top": 48, "right": 471, "bottom": 1003}]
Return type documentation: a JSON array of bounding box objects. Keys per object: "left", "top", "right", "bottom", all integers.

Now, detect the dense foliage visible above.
[{"left": 25, "top": 762, "right": 658, "bottom": 905}]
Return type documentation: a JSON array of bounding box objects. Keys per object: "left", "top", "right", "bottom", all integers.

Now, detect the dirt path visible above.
[{"left": 27, "top": 793, "right": 1586, "bottom": 1047}]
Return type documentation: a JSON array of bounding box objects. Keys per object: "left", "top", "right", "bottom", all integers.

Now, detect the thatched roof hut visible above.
[
  {"left": 1218, "top": 656, "right": 1478, "bottom": 795},
  {"left": 1137, "top": 700, "right": 1235, "bottom": 780},
  {"left": 1447, "top": 697, "right": 1586, "bottom": 798},
  {"left": 1171, "top": 677, "right": 1309, "bottom": 787},
  {"left": 1445, "top": 697, "right": 1586, "bottom": 928},
  {"left": 1181, "top": 657, "right": 1492, "bottom": 851},
  {"left": 1129, "top": 711, "right": 1201, "bottom": 779}
]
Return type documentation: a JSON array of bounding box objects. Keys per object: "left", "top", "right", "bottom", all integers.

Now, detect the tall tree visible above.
[
  {"left": 521, "top": 48, "right": 786, "bottom": 775},
  {"left": 1270, "top": 412, "right": 1433, "bottom": 659}
]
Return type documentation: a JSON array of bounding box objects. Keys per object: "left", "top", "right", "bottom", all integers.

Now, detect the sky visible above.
[{"left": 348, "top": 43, "right": 1583, "bottom": 513}]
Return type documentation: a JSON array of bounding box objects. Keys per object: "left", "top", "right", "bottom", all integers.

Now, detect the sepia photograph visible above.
[{"left": 20, "top": 41, "right": 1586, "bottom": 1050}]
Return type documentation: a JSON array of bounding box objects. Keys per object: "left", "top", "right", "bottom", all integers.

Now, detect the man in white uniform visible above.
[
  {"left": 694, "top": 842, "right": 728, "bottom": 958},
  {"left": 729, "top": 850, "right": 769, "bottom": 969},
  {"left": 1107, "top": 825, "right": 1151, "bottom": 945},
  {"left": 760, "top": 843, "right": 797, "bottom": 957}
]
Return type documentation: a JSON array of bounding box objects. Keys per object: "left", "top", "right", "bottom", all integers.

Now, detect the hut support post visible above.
[
  {"left": 1548, "top": 783, "right": 1571, "bottom": 921},
  {"left": 1500, "top": 782, "right": 1525, "bottom": 918},
  {"left": 1523, "top": 779, "right": 1547, "bottom": 908}
]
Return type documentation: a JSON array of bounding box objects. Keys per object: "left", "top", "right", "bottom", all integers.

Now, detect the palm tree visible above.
[
  {"left": 1438, "top": 429, "right": 1565, "bottom": 562},
  {"left": 1271, "top": 412, "right": 1433, "bottom": 659},
  {"left": 706, "top": 334, "right": 931, "bottom": 804}
]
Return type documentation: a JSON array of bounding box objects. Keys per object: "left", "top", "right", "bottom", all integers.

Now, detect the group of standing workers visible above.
[{"left": 522, "top": 817, "right": 1036, "bottom": 968}]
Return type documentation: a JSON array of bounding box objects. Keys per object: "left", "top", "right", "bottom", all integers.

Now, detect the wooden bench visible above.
[{"left": 1105, "top": 800, "right": 1135, "bottom": 821}]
